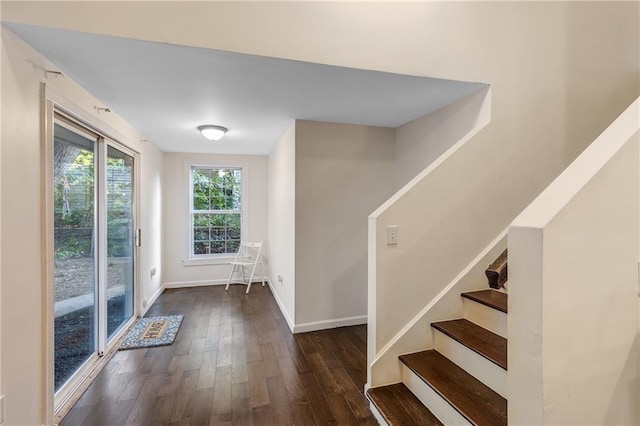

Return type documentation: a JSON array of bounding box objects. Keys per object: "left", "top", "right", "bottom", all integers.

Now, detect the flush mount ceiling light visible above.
[{"left": 197, "top": 125, "right": 228, "bottom": 141}]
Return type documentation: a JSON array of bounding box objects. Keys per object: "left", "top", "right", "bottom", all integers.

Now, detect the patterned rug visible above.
[{"left": 119, "top": 315, "right": 184, "bottom": 350}]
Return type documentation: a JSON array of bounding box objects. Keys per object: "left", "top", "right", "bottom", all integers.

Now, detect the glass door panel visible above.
[
  {"left": 106, "top": 145, "right": 135, "bottom": 340},
  {"left": 53, "top": 123, "right": 97, "bottom": 391}
]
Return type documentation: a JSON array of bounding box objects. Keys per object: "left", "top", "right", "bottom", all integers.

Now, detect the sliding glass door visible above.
[{"left": 52, "top": 113, "right": 137, "bottom": 405}]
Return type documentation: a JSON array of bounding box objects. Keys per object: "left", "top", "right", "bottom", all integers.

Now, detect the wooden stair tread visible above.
[
  {"left": 399, "top": 350, "right": 507, "bottom": 426},
  {"left": 432, "top": 319, "right": 507, "bottom": 369},
  {"left": 367, "top": 383, "right": 443, "bottom": 426},
  {"left": 461, "top": 289, "right": 508, "bottom": 313}
]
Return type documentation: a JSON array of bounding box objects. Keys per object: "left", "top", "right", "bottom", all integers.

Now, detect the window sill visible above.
[{"left": 183, "top": 257, "right": 234, "bottom": 267}]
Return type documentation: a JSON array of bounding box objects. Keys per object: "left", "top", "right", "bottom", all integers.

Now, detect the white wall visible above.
[
  {"left": 394, "top": 87, "right": 490, "bottom": 188},
  {"left": 138, "top": 144, "right": 164, "bottom": 314},
  {"left": 295, "top": 120, "right": 395, "bottom": 331},
  {"left": 510, "top": 98, "right": 640, "bottom": 424},
  {"left": 1, "top": 27, "right": 163, "bottom": 425},
  {"left": 162, "top": 153, "right": 268, "bottom": 288},
  {"left": 267, "top": 124, "right": 296, "bottom": 329}
]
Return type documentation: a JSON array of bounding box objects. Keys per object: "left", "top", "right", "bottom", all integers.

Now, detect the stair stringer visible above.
[{"left": 368, "top": 229, "right": 507, "bottom": 388}]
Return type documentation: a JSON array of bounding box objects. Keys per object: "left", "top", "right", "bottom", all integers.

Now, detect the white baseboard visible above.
[
  {"left": 140, "top": 284, "right": 164, "bottom": 317},
  {"left": 364, "top": 382, "right": 389, "bottom": 425},
  {"left": 266, "top": 280, "right": 295, "bottom": 332},
  {"left": 158, "top": 278, "right": 364, "bottom": 335},
  {"left": 163, "top": 278, "right": 228, "bottom": 288},
  {"left": 293, "top": 315, "right": 367, "bottom": 334},
  {"left": 163, "top": 276, "right": 269, "bottom": 289},
  {"left": 368, "top": 400, "right": 389, "bottom": 426}
]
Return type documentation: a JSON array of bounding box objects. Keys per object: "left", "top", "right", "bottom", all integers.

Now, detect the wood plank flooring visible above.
[{"left": 60, "top": 285, "right": 377, "bottom": 425}]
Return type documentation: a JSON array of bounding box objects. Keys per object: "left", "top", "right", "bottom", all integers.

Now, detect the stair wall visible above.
[
  {"left": 368, "top": 229, "right": 506, "bottom": 387},
  {"left": 509, "top": 98, "right": 640, "bottom": 424},
  {"left": 394, "top": 87, "right": 491, "bottom": 189}
]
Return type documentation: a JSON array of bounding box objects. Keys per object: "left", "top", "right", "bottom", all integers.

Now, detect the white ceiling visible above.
[{"left": 5, "top": 22, "right": 486, "bottom": 155}]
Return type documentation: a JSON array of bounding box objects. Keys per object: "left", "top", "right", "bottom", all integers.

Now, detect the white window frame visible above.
[{"left": 184, "top": 160, "right": 247, "bottom": 266}]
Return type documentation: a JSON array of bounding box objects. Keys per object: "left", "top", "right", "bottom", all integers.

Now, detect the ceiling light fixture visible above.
[{"left": 197, "top": 125, "right": 228, "bottom": 141}]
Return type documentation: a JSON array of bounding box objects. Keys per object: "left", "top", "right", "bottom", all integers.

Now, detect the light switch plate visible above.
[{"left": 387, "top": 225, "right": 399, "bottom": 246}]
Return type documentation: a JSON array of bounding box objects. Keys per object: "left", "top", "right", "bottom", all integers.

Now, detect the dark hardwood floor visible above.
[{"left": 61, "top": 284, "right": 378, "bottom": 425}]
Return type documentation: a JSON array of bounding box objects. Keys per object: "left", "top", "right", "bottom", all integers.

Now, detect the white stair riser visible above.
[
  {"left": 462, "top": 298, "right": 507, "bottom": 338},
  {"left": 433, "top": 329, "right": 507, "bottom": 398},
  {"left": 402, "top": 364, "right": 472, "bottom": 426},
  {"left": 368, "top": 401, "right": 390, "bottom": 426}
]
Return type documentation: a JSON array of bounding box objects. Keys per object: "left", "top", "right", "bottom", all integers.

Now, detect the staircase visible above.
[{"left": 367, "top": 251, "right": 508, "bottom": 425}]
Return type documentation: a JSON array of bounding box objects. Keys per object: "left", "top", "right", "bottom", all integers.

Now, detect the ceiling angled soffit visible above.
[{"left": 3, "top": 22, "right": 488, "bottom": 155}]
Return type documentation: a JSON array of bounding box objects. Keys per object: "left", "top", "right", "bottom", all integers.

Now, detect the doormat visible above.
[{"left": 119, "top": 315, "right": 184, "bottom": 350}]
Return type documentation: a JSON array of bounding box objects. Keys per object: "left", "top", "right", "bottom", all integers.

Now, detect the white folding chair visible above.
[{"left": 225, "top": 241, "right": 264, "bottom": 294}]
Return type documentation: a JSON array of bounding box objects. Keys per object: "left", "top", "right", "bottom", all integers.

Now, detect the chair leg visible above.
[
  {"left": 260, "top": 262, "right": 265, "bottom": 287},
  {"left": 226, "top": 264, "right": 237, "bottom": 291},
  {"left": 246, "top": 262, "right": 259, "bottom": 294}
]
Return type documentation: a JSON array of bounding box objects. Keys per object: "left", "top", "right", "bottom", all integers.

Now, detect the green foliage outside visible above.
[
  {"left": 192, "top": 168, "right": 241, "bottom": 211},
  {"left": 54, "top": 148, "right": 133, "bottom": 260}
]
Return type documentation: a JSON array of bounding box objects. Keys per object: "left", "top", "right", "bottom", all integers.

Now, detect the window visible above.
[{"left": 191, "top": 166, "right": 242, "bottom": 257}]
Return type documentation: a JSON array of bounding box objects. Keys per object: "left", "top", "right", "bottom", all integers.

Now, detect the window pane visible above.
[
  {"left": 227, "top": 240, "right": 241, "bottom": 254},
  {"left": 192, "top": 168, "right": 242, "bottom": 212},
  {"left": 211, "top": 226, "right": 225, "bottom": 241},
  {"left": 227, "top": 214, "right": 241, "bottom": 240},
  {"left": 211, "top": 170, "right": 241, "bottom": 210},
  {"left": 193, "top": 169, "right": 212, "bottom": 210},
  {"left": 210, "top": 240, "right": 226, "bottom": 254},
  {"left": 194, "top": 213, "right": 211, "bottom": 227},
  {"left": 194, "top": 228, "right": 209, "bottom": 241},
  {"left": 194, "top": 242, "right": 209, "bottom": 255},
  {"left": 211, "top": 214, "right": 225, "bottom": 226}
]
